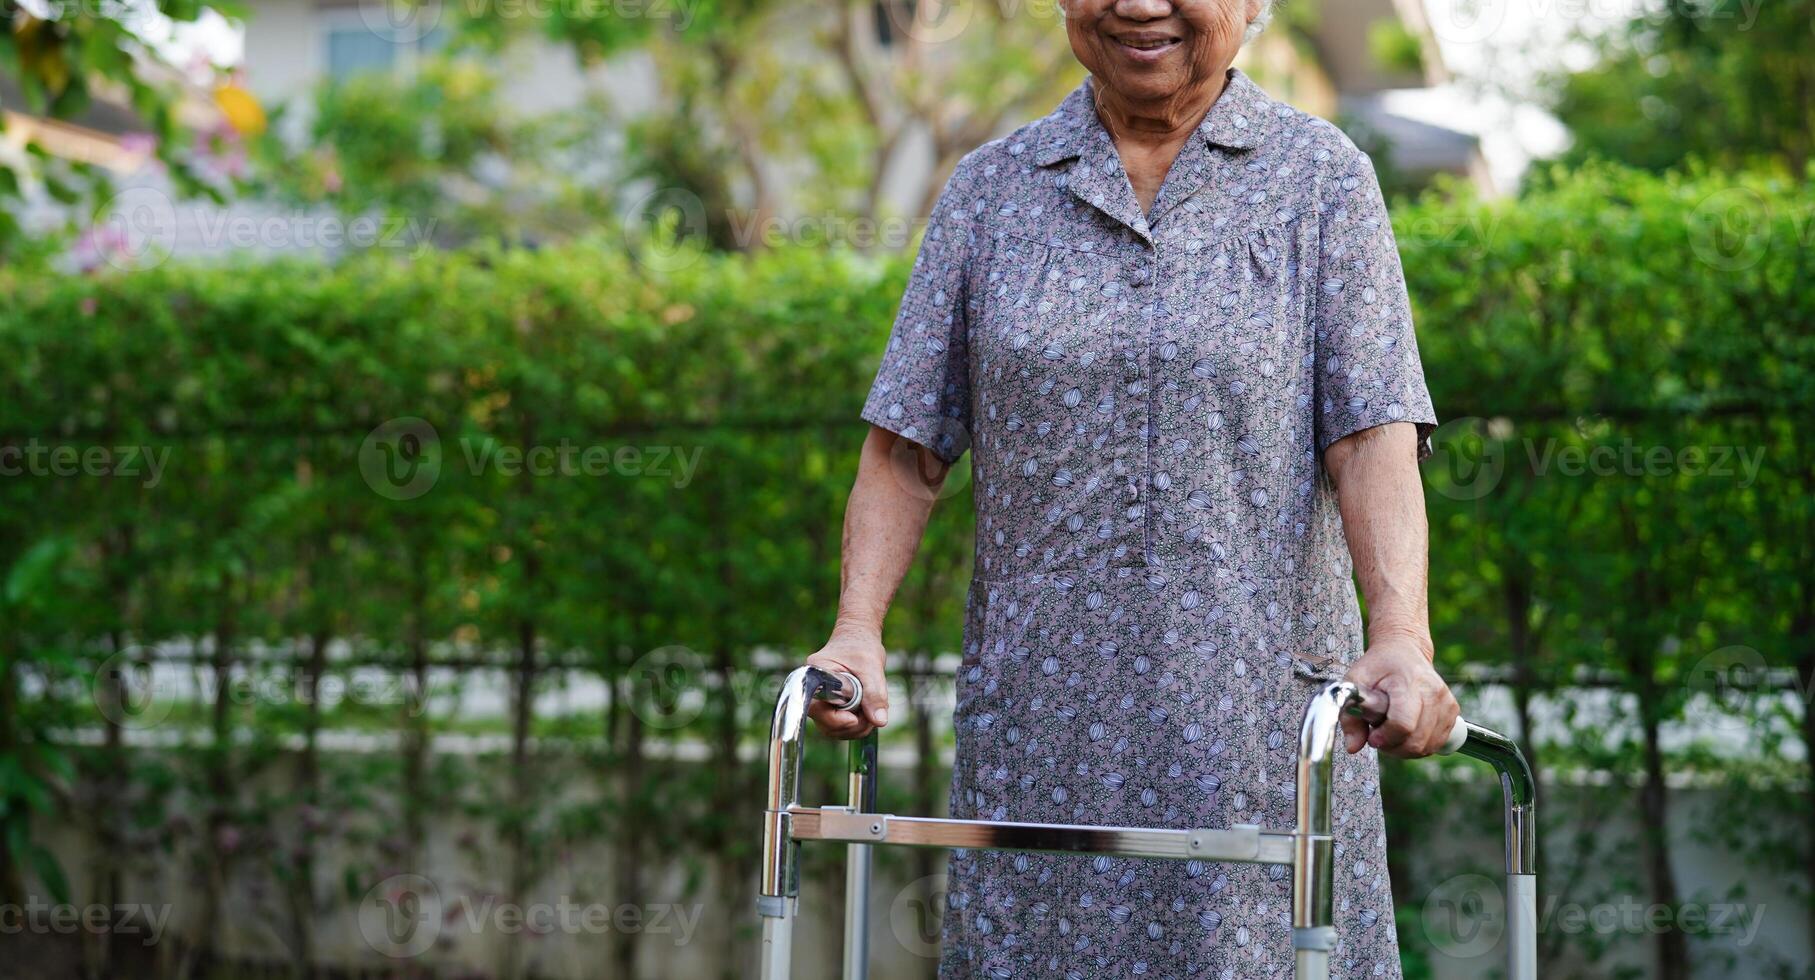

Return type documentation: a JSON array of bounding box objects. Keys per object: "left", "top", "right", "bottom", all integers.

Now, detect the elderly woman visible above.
[{"left": 805, "top": 0, "right": 1457, "bottom": 975}]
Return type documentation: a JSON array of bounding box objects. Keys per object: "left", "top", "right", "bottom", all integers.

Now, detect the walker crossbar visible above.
[{"left": 757, "top": 665, "right": 1538, "bottom": 980}]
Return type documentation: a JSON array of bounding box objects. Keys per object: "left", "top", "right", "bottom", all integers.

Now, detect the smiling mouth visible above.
[{"left": 1113, "top": 33, "right": 1183, "bottom": 57}]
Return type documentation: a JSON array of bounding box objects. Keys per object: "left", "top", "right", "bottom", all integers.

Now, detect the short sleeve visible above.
[
  {"left": 860, "top": 165, "right": 976, "bottom": 464},
  {"left": 1311, "top": 149, "right": 1437, "bottom": 460}
]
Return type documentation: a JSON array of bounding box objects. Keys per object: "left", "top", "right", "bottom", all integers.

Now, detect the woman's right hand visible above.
[{"left": 805, "top": 629, "right": 890, "bottom": 739}]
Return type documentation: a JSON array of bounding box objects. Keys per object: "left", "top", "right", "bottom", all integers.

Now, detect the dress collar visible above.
[{"left": 1032, "top": 67, "right": 1274, "bottom": 168}]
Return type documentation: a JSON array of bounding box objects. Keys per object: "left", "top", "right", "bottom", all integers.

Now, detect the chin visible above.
[
  {"left": 1112, "top": 77, "right": 1183, "bottom": 103},
  {"left": 1102, "top": 63, "right": 1191, "bottom": 98}
]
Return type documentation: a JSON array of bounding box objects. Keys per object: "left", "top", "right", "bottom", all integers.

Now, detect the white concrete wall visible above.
[{"left": 27, "top": 743, "right": 1809, "bottom": 979}]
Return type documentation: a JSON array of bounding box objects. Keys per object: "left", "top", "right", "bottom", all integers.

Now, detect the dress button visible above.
[{"left": 1128, "top": 265, "right": 1151, "bottom": 288}]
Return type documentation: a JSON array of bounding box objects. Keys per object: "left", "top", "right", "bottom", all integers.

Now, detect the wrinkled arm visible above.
[
  {"left": 1325, "top": 422, "right": 1431, "bottom": 654},
  {"left": 1324, "top": 421, "right": 1457, "bottom": 757},
  {"left": 805, "top": 425, "right": 948, "bottom": 737}
]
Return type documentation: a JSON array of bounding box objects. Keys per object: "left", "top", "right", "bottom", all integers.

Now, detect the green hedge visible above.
[
  {"left": 6, "top": 164, "right": 1805, "bottom": 688},
  {"left": 0, "top": 163, "right": 1811, "bottom": 971}
]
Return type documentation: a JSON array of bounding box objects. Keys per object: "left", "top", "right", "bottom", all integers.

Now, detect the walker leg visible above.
[
  {"left": 760, "top": 898, "right": 797, "bottom": 980},
  {"left": 1292, "top": 683, "right": 1350, "bottom": 980},
  {"left": 760, "top": 667, "right": 863, "bottom": 980},
  {"left": 1508, "top": 873, "right": 1537, "bottom": 980},
  {"left": 842, "top": 733, "right": 878, "bottom": 980},
  {"left": 1454, "top": 722, "right": 1538, "bottom": 980}
]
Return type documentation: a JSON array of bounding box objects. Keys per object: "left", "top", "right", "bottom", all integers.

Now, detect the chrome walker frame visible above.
[{"left": 758, "top": 665, "right": 1537, "bottom": 980}]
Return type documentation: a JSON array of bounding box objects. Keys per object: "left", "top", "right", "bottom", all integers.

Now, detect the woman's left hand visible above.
[{"left": 1340, "top": 636, "right": 1459, "bottom": 758}]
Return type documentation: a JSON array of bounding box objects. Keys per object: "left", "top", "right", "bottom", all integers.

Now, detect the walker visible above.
[{"left": 758, "top": 666, "right": 1537, "bottom": 980}]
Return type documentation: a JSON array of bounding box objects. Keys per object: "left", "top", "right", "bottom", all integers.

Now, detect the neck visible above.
[{"left": 1091, "top": 70, "right": 1231, "bottom": 149}]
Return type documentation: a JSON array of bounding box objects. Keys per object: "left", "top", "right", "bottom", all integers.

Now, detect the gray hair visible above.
[{"left": 1244, "top": 0, "right": 1279, "bottom": 43}]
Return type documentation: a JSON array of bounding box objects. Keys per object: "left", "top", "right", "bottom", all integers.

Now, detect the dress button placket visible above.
[
  {"left": 1129, "top": 243, "right": 1159, "bottom": 564},
  {"left": 1099, "top": 243, "right": 1140, "bottom": 571}
]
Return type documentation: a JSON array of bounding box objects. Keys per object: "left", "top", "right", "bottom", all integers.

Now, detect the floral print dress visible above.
[{"left": 860, "top": 69, "right": 1437, "bottom": 979}]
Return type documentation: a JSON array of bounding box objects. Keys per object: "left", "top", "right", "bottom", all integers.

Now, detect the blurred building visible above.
[
  {"left": 1244, "top": 0, "right": 1497, "bottom": 193},
  {"left": 232, "top": 0, "right": 1496, "bottom": 189},
  {"left": 13, "top": 0, "right": 1505, "bottom": 264}
]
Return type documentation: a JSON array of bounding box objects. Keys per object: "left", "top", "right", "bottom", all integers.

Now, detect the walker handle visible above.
[
  {"left": 1344, "top": 687, "right": 1469, "bottom": 756},
  {"left": 806, "top": 666, "right": 863, "bottom": 713}
]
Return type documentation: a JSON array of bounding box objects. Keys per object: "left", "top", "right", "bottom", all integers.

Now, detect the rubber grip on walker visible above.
[
  {"left": 1292, "top": 926, "right": 1336, "bottom": 951},
  {"left": 1436, "top": 717, "right": 1469, "bottom": 756},
  {"left": 1346, "top": 687, "right": 1469, "bottom": 756}
]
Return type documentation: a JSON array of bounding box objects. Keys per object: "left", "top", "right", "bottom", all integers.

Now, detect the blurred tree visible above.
[
  {"left": 1545, "top": 0, "right": 1815, "bottom": 174},
  {"left": 0, "top": 0, "right": 230, "bottom": 260},
  {"left": 457, "top": 0, "right": 1079, "bottom": 251},
  {"left": 248, "top": 0, "right": 1404, "bottom": 255},
  {"left": 1405, "top": 163, "right": 1815, "bottom": 973},
  {"left": 243, "top": 58, "right": 620, "bottom": 249},
  {"left": 815, "top": 0, "right": 1077, "bottom": 228}
]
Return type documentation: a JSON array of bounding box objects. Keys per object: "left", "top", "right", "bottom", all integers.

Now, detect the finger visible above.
[
  {"left": 1399, "top": 686, "right": 1459, "bottom": 757},
  {"left": 1370, "top": 680, "right": 1420, "bottom": 754},
  {"left": 1422, "top": 690, "right": 1461, "bottom": 757},
  {"left": 1342, "top": 661, "right": 1386, "bottom": 755},
  {"left": 1340, "top": 712, "right": 1370, "bottom": 754},
  {"left": 807, "top": 701, "right": 871, "bottom": 740},
  {"left": 852, "top": 663, "right": 890, "bottom": 729}
]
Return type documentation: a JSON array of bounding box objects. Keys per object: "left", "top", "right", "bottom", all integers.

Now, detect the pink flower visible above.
[{"left": 119, "top": 132, "right": 159, "bottom": 157}]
